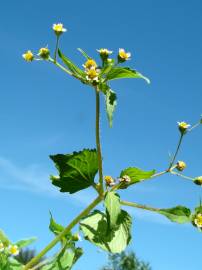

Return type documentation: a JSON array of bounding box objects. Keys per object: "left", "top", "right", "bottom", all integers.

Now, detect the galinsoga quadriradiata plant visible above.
[{"left": 0, "top": 22, "right": 201, "bottom": 270}]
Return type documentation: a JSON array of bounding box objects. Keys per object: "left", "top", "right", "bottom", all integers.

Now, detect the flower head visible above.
[
  {"left": 194, "top": 213, "right": 202, "bottom": 229},
  {"left": 176, "top": 161, "right": 186, "bottom": 171},
  {"left": 194, "top": 176, "right": 202, "bottom": 186},
  {"left": 97, "top": 48, "right": 113, "bottom": 55},
  {"left": 8, "top": 245, "right": 19, "bottom": 256},
  {"left": 104, "top": 176, "right": 115, "bottom": 187},
  {"left": 53, "top": 23, "right": 67, "bottom": 35},
  {"left": 38, "top": 47, "right": 50, "bottom": 60},
  {"left": 177, "top": 122, "right": 190, "bottom": 134},
  {"left": 0, "top": 241, "right": 4, "bottom": 252},
  {"left": 83, "top": 59, "right": 97, "bottom": 70},
  {"left": 86, "top": 69, "right": 99, "bottom": 82},
  {"left": 22, "top": 50, "right": 34, "bottom": 62},
  {"left": 119, "top": 175, "right": 131, "bottom": 183},
  {"left": 118, "top": 48, "right": 131, "bottom": 62}
]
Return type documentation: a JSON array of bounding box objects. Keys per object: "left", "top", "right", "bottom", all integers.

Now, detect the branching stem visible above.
[
  {"left": 168, "top": 133, "right": 184, "bottom": 170},
  {"left": 120, "top": 200, "right": 160, "bottom": 212}
]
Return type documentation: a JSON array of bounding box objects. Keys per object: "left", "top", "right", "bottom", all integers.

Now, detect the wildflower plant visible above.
[{"left": 1, "top": 22, "right": 201, "bottom": 269}]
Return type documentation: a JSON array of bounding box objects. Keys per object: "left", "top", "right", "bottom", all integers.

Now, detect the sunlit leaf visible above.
[
  {"left": 105, "top": 192, "right": 121, "bottom": 229},
  {"left": 105, "top": 88, "right": 117, "bottom": 127},
  {"left": 158, "top": 206, "right": 191, "bottom": 224}
]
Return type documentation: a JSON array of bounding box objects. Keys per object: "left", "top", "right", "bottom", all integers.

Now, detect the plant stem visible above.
[
  {"left": 49, "top": 58, "right": 73, "bottom": 76},
  {"left": 170, "top": 171, "right": 194, "bottom": 181},
  {"left": 95, "top": 87, "right": 104, "bottom": 195},
  {"left": 120, "top": 200, "right": 160, "bottom": 212},
  {"left": 188, "top": 122, "right": 201, "bottom": 132},
  {"left": 54, "top": 36, "right": 59, "bottom": 63},
  {"left": 24, "top": 196, "right": 102, "bottom": 270},
  {"left": 168, "top": 133, "right": 184, "bottom": 170}
]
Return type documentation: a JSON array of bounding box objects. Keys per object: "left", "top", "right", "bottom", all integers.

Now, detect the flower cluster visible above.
[
  {"left": 0, "top": 241, "right": 19, "bottom": 256},
  {"left": 104, "top": 175, "right": 131, "bottom": 187},
  {"left": 83, "top": 59, "right": 100, "bottom": 83}
]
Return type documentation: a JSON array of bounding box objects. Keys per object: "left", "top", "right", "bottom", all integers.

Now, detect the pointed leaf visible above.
[
  {"left": 80, "top": 209, "right": 132, "bottom": 253},
  {"left": 105, "top": 67, "right": 150, "bottom": 84},
  {"left": 58, "top": 49, "right": 86, "bottom": 80},
  {"left": 77, "top": 48, "right": 91, "bottom": 59},
  {"left": 15, "top": 237, "right": 37, "bottom": 248},
  {"left": 0, "top": 229, "right": 10, "bottom": 246},
  {"left": 105, "top": 88, "right": 117, "bottom": 127},
  {"left": 105, "top": 192, "right": 121, "bottom": 229},
  {"left": 119, "top": 167, "right": 155, "bottom": 189},
  {"left": 50, "top": 149, "right": 98, "bottom": 194},
  {"left": 158, "top": 206, "right": 192, "bottom": 224}
]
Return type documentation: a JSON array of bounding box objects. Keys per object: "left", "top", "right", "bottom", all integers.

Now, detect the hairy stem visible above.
[
  {"left": 24, "top": 196, "right": 102, "bottom": 270},
  {"left": 95, "top": 87, "right": 104, "bottom": 194},
  {"left": 170, "top": 171, "right": 194, "bottom": 181},
  {"left": 168, "top": 133, "right": 184, "bottom": 170},
  {"left": 54, "top": 36, "right": 59, "bottom": 63},
  {"left": 120, "top": 200, "right": 160, "bottom": 212}
]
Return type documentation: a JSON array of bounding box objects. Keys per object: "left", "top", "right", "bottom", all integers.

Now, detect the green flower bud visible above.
[
  {"left": 38, "top": 47, "right": 50, "bottom": 60},
  {"left": 176, "top": 161, "right": 186, "bottom": 171},
  {"left": 194, "top": 176, "right": 202, "bottom": 186}
]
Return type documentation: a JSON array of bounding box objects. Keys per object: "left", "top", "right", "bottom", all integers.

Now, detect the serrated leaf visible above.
[
  {"left": 15, "top": 237, "right": 37, "bottom": 248},
  {"left": 105, "top": 89, "right": 117, "bottom": 128},
  {"left": 58, "top": 49, "right": 86, "bottom": 80},
  {"left": 158, "top": 206, "right": 191, "bottom": 224},
  {"left": 50, "top": 149, "right": 98, "bottom": 194},
  {"left": 119, "top": 167, "right": 155, "bottom": 189},
  {"left": 105, "top": 67, "right": 150, "bottom": 84},
  {"left": 77, "top": 48, "right": 91, "bottom": 59},
  {"left": 105, "top": 192, "right": 121, "bottom": 229},
  {"left": 80, "top": 209, "right": 132, "bottom": 253}
]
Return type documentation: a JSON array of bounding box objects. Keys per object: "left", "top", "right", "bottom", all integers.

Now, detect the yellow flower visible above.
[
  {"left": 177, "top": 122, "right": 190, "bottom": 134},
  {"left": 22, "top": 50, "right": 34, "bottom": 62},
  {"left": 38, "top": 47, "right": 50, "bottom": 60},
  {"left": 104, "top": 176, "right": 115, "bottom": 186},
  {"left": 8, "top": 245, "right": 19, "bottom": 256},
  {"left": 0, "top": 241, "right": 4, "bottom": 252},
  {"left": 194, "top": 213, "right": 202, "bottom": 228},
  {"left": 176, "top": 161, "right": 186, "bottom": 171},
  {"left": 86, "top": 69, "right": 99, "bottom": 82},
  {"left": 97, "top": 48, "right": 113, "bottom": 56},
  {"left": 53, "top": 23, "right": 67, "bottom": 35},
  {"left": 83, "top": 59, "right": 97, "bottom": 70},
  {"left": 118, "top": 48, "right": 131, "bottom": 61}
]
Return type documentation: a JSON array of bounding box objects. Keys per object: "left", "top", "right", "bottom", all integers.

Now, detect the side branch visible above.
[
  {"left": 120, "top": 200, "right": 160, "bottom": 212},
  {"left": 24, "top": 196, "right": 102, "bottom": 270}
]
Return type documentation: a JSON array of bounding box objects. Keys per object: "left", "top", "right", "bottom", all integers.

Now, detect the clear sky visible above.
[{"left": 0, "top": 0, "right": 202, "bottom": 269}]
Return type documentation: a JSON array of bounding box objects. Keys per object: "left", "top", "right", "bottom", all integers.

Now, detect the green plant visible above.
[{"left": 1, "top": 22, "right": 202, "bottom": 269}]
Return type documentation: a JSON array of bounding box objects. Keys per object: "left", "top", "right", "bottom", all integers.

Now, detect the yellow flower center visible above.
[
  {"left": 84, "top": 59, "right": 97, "bottom": 70},
  {"left": 23, "top": 51, "right": 34, "bottom": 62},
  {"left": 53, "top": 24, "right": 64, "bottom": 32},
  {"left": 119, "top": 51, "right": 128, "bottom": 59},
  {"left": 195, "top": 214, "right": 202, "bottom": 227},
  {"left": 9, "top": 245, "right": 18, "bottom": 255},
  {"left": 86, "top": 69, "right": 98, "bottom": 79},
  {"left": 104, "top": 176, "right": 114, "bottom": 184}
]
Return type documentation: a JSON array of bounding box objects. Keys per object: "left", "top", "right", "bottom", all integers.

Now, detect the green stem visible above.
[
  {"left": 49, "top": 58, "right": 73, "bottom": 76},
  {"left": 188, "top": 122, "right": 201, "bottom": 132},
  {"left": 95, "top": 87, "right": 104, "bottom": 194},
  {"left": 24, "top": 196, "right": 102, "bottom": 270},
  {"left": 54, "top": 36, "right": 59, "bottom": 63},
  {"left": 168, "top": 133, "right": 184, "bottom": 170},
  {"left": 120, "top": 200, "right": 160, "bottom": 212},
  {"left": 170, "top": 171, "right": 194, "bottom": 181}
]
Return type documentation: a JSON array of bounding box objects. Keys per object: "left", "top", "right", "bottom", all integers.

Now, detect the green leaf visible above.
[
  {"left": 158, "top": 206, "right": 191, "bottom": 224},
  {"left": 7, "top": 258, "right": 24, "bottom": 270},
  {"left": 119, "top": 167, "right": 155, "bottom": 189},
  {"left": 105, "top": 192, "right": 121, "bottom": 229},
  {"left": 49, "top": 212, "right": 65, "bottom": 235},
  {"left": 15, "top": 237, "right": 37, "bottom": 249},
  {"left": 80, "top": 209, "right": 132, "bottom": 253},
  {"left": 0, "top": 229, "right": 10, "bottom": 246},
  {"left": 50, "top": 149, "right": 98, "bottom": 194},
  {"left": 58, "top": 49, "right": 86, "bottom": 79},
  {"left": 105, "top": 89, "right": 117, "bottom": 128},
  {"left": 41, "top": 249, "right": 76, "bottom": 270},
  {"left": 105, "top": 67, "right": 150, "bottom": 84},
  {"left": 77, "top": 48, "right": 91, "bottom": 59}
]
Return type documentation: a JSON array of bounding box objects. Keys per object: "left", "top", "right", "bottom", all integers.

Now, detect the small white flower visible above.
[
  {"left": 118, "top": 48, "right": 131, "bottom": 61},
  {"left": 194, "top": 213, "right": 202, "bottom": 228},
  {"left": 97, "top": 48, "right": 113, "bottom": 55},
  {"left": 8, "top": 245, "right": 19, "bottom": 256},
  {"left": 52, "top": 23, "right": 67, "bottom": 35}
]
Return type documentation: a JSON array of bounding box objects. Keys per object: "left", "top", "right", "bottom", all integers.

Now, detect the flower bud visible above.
[
  {"left": 177, "top": 121, "right": 190, "bottom": 134},
  {"left": 119, "top": 175, "right": 131, "bottom": 183},
  {"left": 118, "top": 48, "right": 131, "bottom": 63},
  {"left": 22, "top": 50, "right": 34, "bottom": 62},
  {"left": 194, "top": 176, "right": 202, "bottom": 186},
  {"left": 72, "top": 233, "right": 81, "bottom": 242},
  {"left": 38, "top": 47, "right": 50, "bottom": 60},
  {"left": 104, "top": 176, "right": 115, "bottom": 187},
  {"left": 176, "top": 161, "right": 186, "bottom": 171}
]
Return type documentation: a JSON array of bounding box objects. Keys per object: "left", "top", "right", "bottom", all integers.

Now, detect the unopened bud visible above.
[
  {"left": 194, "top": 176, "right": 202, "bottom": 186},
  {"left": 38, "top": 47, "right": 50, "bottom": 60},
  {"left": 177, "top": 122, "right": 190, "bottom": 134},
  {"left": 176, "top": 161, "right": 186, "bottom": 171}
]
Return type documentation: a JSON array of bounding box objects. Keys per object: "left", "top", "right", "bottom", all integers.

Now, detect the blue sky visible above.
[{"left": 0, "top": 0, "right": 202, "bottom": 269}]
